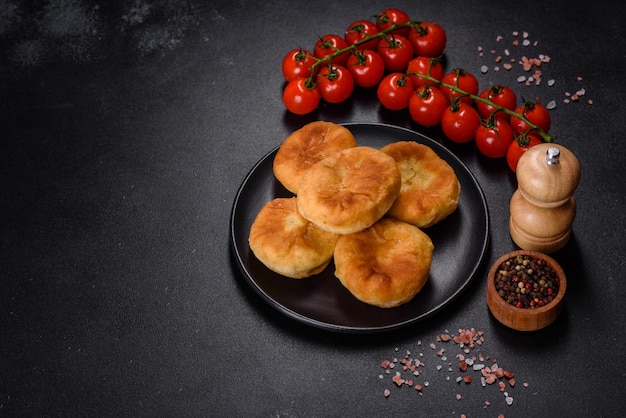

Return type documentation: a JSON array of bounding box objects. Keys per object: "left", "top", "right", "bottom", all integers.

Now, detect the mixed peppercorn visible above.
[{"left": 494, "top": 254, "right": 559, "bottom": 309}]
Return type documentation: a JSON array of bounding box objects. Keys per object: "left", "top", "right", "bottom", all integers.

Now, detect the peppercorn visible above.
[{"left": 494, "top": 254, "right": 559, "bottom": 309}]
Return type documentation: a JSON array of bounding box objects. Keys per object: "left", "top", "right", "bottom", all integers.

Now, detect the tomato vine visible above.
[{"left": 281, "top": 11, "right": 555, "bottom": 155}]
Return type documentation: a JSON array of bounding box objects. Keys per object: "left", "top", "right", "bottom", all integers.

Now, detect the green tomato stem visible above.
[
  {"left": 307, "top": 22, "right": 415, "bottom": 76},
  {"left": 410, "top": 71, "right": 553, "bottom": 142}
]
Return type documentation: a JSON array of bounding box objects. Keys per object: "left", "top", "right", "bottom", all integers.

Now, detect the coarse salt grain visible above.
[
  {"left": 378, "top": 328, "right": 526, "bottom": 415},
  {"left": 546, "top": 100, "right": 556, "bottom": 109}
]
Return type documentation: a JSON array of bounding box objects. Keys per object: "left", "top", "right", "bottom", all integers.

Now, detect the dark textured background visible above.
[{"left": 2, "top": 1, "right": 625, "bottom": 416}]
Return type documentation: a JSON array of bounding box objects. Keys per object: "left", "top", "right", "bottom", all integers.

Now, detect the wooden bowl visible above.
[{"left": 486, "top": 250, "right": 567, "bottom": 331}]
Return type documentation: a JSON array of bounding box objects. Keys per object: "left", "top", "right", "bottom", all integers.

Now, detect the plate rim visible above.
[{"left": 229, "top": 122, "right": 490, "bottom": 333}]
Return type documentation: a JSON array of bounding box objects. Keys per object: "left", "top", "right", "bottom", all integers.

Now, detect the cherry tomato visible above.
[
  {"left": 346, "top": 50, "right": 385, "bottom": 88},
  {"left": 344, "top": 20, "right": 381, "bottom": 51},
  {"left": 314, "top": 34, "right": 350, "bottom": 65},
  {"left": 510, "top": 101, "right": 551, "bottom": 135},
  {"left": 440, "top": 68, "right": 479, "bottom": 104},
  {"left": 377, "top": 34, "right": 414, "bottom": 72},
  {"left": 475, "top": 117, "right": 515, "bottom": 158},
  {"left": 377, "top": 72, "right": 414, "bottom": 110},
  {"left": 281, "top": 48, "right": 317, "bottom": 82},
  {"left": 506, "top": 133, "right": 543, "bottom": 172},
  {"left": 409, "top": 85, "right": 448, "bottom": 127},
  {"left": 406, "top": 56, "right": 444, "bottom": 89},
  {"left": 477, "top": 85, "right": 518, "bottom": 120},
  {"left": 317, "top": 64, "right": 355, "bottom": 103},
  {"left": 441, "top": 102, "right": 481, "bottom": 143},
  {"left": 408, "top": 22, "right": 447, "bottom": 57},
  {"left": 282, "top": 78, "right": 320, "bottom": 115},
  {"left": 376, "top": 8, "right": 411, "bottom": 37}
]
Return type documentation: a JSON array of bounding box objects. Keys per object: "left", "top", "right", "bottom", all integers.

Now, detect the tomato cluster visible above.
[{"left": 280, "top": 8, "right": 552, "bottom": 171}]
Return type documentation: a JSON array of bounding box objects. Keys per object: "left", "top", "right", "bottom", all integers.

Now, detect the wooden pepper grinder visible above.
[{"left": 509, "top": 143, "right": 580, "bottom": 253}]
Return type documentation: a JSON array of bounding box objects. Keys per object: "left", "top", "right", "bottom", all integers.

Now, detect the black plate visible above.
[{"left": 230, "top": 123, "right": 489, "bottom": 333}]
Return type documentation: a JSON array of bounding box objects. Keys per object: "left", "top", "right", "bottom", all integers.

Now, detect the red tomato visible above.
[
  {"left": 409, "top": 85, "right": 448, "bottom": 127},
  {"left": 408, "top": 22, "right": 447, "bottom": 57},
  {"left": 377, "top": 34, "right": 414, "bottom": 72},
  {"left": 314, "top": 34, "right": 350, "bottom": 65},
  {"left": 282, "top": 78, "right": 320, "bottom": 115},
  {"left": 440, "top": 68, "right": 479, "bottom": 104},
  {"left": 317, "top": 64, "right": 355, "bottom": 103},
  {"left": 475, "top": 117, "right": 515, "bottom": 158},
  {"left": 441, "top": 102, "right": 481, "bottom": 143},
  {"left": 406, "top": 56, "right": 444, "bottom": 88},
  {"left": 506, "top": 133, "right": 543, "bottom": 172},
  {"left": 376, "top": 8, "right": 411, "bottom": 36},
  {"left": 377, "top": 72, "right": 414, "bottom": 110},
  {"left": 281, "top": 48, "right": 317, "bottom": 82},
  {"left": 346, "top": 50, "right": 385, "bottom": 88},
  {"left": 510, "top": 101, "right": 551, "bottom": 135},
  {"left": 344, "top": 19, "right": 381, "bottom": 51},
  {"left": 477, "top": 85, "right": 518, "bottom": 120}
]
